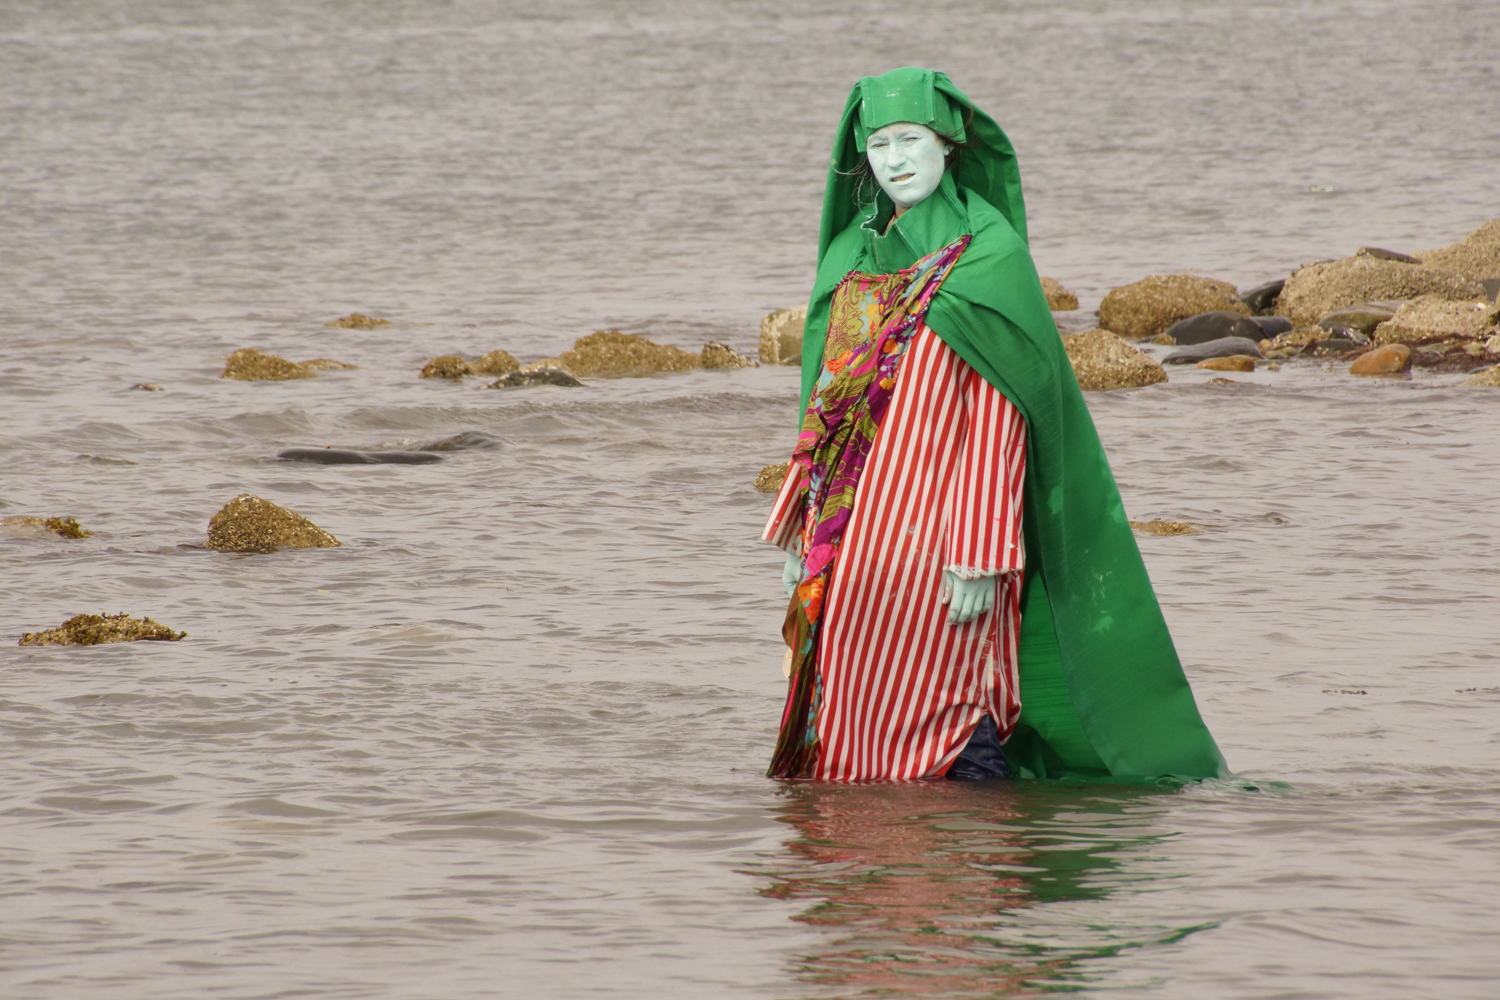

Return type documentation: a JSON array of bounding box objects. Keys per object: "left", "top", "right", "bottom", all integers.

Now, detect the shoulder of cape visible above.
[{"left": 811, "top": 216, "right": 871, "bottom": 299}]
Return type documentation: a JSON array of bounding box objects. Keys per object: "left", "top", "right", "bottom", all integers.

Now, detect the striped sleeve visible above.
[
  {"left": 762, "top": 461, "right": 807, "bottom": 552},
  {"left": 942, "top": 368, "right": 1027, "bottom": 578}
]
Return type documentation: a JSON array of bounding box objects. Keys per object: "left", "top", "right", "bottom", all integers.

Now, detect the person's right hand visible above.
[{"left": 782, "top": 550, "right": 801, "bottom": 598}]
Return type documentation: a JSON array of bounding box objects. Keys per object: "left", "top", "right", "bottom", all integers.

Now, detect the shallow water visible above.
[{"left": 3, "top": 1, "right": 1499, "bottom": 997}]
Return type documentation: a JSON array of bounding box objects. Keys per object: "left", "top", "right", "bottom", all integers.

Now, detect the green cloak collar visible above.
[{"left": 796, "top": 68, "right": 1229, "bottom": 783}]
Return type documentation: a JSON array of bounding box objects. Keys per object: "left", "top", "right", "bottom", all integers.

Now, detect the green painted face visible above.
[{"left": 864, "top": 121, "right": 949, "bottom": 211}]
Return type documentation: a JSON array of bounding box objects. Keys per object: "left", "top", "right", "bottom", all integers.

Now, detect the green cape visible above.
[{"left": 797, "top": 68, "right": 1228, "bottom": 782}]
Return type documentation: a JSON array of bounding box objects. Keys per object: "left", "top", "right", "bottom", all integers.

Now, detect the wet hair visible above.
[{"left": 840, "top": 109, "right": 979, "bottom": 208}]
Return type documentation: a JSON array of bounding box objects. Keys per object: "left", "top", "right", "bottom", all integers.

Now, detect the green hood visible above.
[{"left": 797, "top": 68, "right": 1228, "bottom": 783}]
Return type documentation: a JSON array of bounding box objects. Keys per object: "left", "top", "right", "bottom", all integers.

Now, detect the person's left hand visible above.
[{"left": 941, "top": 571, "right": 996, "bottom": 625}]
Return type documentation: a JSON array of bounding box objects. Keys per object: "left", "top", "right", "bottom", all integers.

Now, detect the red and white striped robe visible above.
[{"left": 764, "top": 324, "right": 1027, "bottom": 781}]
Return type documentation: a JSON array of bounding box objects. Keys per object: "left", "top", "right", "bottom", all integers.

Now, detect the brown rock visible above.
[
  {"left": 1040, "top": 276, "right": 1080, "bottom": 311},
  {"left": 702, "top": 342, "right": 754, "bottom": 369},
  {"left": 1277, "top": 256, "right": 1485, "bottom": 327},
  {"left": 205, "top": 494, "right": 341, "bottom": 553},
  {"left": 1461, "top": 365, "right": 1500, "bottom": 387},
  {"left": 1, "top": 516, "right": 92, "bottom": 538},
  {"left": 1415, "top": 219, "right": 1500, "bottom": 283},
  {"left": 1371, "top": 295, "right": 1499, "bottom": 346},
  {"left": 1060, "top": 329, "right": 1168, "bottom": 390},
  {"left": 1098, "top": 275, "right": 1248, "bottom": 339},
  {"left": 20, "top": 612, "right": 185, "bottom": 646},
  {"left": 221, "top": 348, "right": 316, "bottom": 381},
  {"left": 471, "top": 350, "right": 520, "bottom": 376},
  {"left": 754, "top": 462, "right": 790, "bottom": 493},
  {"left": 1349, "top": 343, "right": 1412, "bottom": 376},
  {"left": 558, "top": 331, "right": 701, "bottom": 377},
  {"left": 324, "top": 313, "right": 391, "bottom": 329},
  {"left": 1130, "top": 520, "right": 1200, "bottom": 536},
  {"left": 419, "top": 355, "right": 474, "bottom": 380},
  {"left": 297, "top": 358, "right": 359, "bottom": 371},
  {"left": 1197, "top": 356, "right": 1256, "bottom": 372},
  {"left": 759, "top": 305, "right": 808, "bottom": 365}
]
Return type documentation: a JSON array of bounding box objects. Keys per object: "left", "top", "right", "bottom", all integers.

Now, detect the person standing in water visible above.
[{"left": 763, "top": 68, "right": 1227, "bottom": 783}]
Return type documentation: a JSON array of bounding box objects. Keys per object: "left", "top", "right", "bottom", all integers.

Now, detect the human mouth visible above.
[{"left": 889, "top": 172, "right": 915, "bottom": 183}]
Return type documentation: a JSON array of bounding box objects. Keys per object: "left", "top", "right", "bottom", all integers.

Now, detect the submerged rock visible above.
[
  {"left": 419, "top": 355, "right": 473, "bottom": 380},
  {"left": 1130, "top": 520, "right": 1200, "bottom": 536},
  {"left": 298, "top": 358, "right": 359, "bottom": 371},
  {"left": 1240, "top": 279, "right": 1285, "bottom": 315},
  {"left": 1098, "top": 275, "right": 1248, "bottom": 339},
  {"left": 472, "top": 350, "right": 520, "bottom": 376},
  {"left": 129, "top": 382, "right": 164, "bottom": 391},
  {"left": 1415, "top": 219, "right": 1500, "bottom": 284},
  {"left": 760, "top": 305, "right": 808, "bottom": 366},
  {"left": 1276, "top": 255, "right": 1485, "bottom": 327},
  {"left": 1371, "top": 296, "right": 1499, "bottom": 346},
  {"left": 702, "top": 342, "right": 755, "bottom": 369},
  {"left": 1162, "top": 310, "right": 1264, "bottom": 345},
  {"left": 221, "top": 348, "right": 317, "bottom": 381},
  {"left": 558, "top": 331, "right": 701, "bottom": 377},
  {"left": 1060, "top": 329, "right": 1168, "bottom": 390},
  {"left": 488, "top": 367, "right": 583, "bottom": 388},
  {"left": 1040, "top": 276, "right": 1080, "bottom": 311},
  {"left": 1349, "top": 344, "right": 1412, "bottom": 376},
  {"left": 206, "top": 494, "right": 341, "bottom": 553},
  {"left": 325, "top": 313, "right": 392, "bottom": 329},
  {"left": 1, "top": 516, "right": 92, "bottom": 538},
  {"left": 20, "top": 612, "right": 185, "bottom": 646},
  {"left": 276, "top": 447, "right": 443, "bottom": 465},
  {"left": 1163, "top": 336, "right": 1264, "bottom": 364},
  {"left": 1197, "top": 356, "right": 1256, "bottom": 372},
  {"left": 754, "top": 462, "right": 790, "bottom": 493}
]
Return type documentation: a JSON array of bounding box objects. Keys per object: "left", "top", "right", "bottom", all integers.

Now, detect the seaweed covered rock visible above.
[
  {"left": 702, "top": 342, "right": 755, "bottom": 369},
  {"left": 1, "top": 516, "right": 92, "bottom": 538},
  {"left": 129, "top": 382, "right": 164, "bottom": 391},
  {"left": 1059, "top": 329, "right": 1167, "bottom": 390},
  {"left": 206, "top": 494, "right": 341, "bottom": 553},
  {"left": 754, "top": 462, "right": 789, "bottom": 493},
  {"left": 472, "top": 350, "right": 520, "bottom": 376},
  {"left": 221, "top": 349, "right": 317, "bottom": 381},
  {"left": 759, "top": 305, "right": 808, "bottom": 365},
  {"left": 1416, "top": 220, "right": 1500, "bottom": 285},
  {"left": 1277, "top": 256, "right": 1485, "bottom": 328},
  {"left": 1461, "top": 365, "right": 1500, "bottom": 387},
  {"left": 298, "top": 358, "right": 359, "bottom": 371},
  {"left": 419, "top": 355, "right": 474, "bottom": 380},
  {"left": 1040, "top": 276, "right": 1080, "bottom": 311},
  {"left": 20, "top": 612, "right": 185, "bottom": 646},
  {"left": 325, "top": 313, "right": 391, "bottom": 329},
  {"left": 558, "top": 331, "right": 701, "bottom": 377},
  {"left": 1098, "top": 275, "right": 1248, "bottom": 339},
  {"left": 1371, "top": 296, "right": 1499, "bottom": 346},
  {"left": 1130, "top": 520, "right": 1200, "bottom": 536}
]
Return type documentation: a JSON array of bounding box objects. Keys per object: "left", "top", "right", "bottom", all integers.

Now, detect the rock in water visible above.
[
  {"left": 1162, "top": 310, "right": 1265, "bottom": 345},
  {"left": 20, "top": 612, "right": 185, "bottom": 646},
  {"left": 1349, "top": 344, "right": 1412, "bottom": 376},
  {"left": 1, "top": 516, "right": 92, "bottom": 538},
  {"left": 1163, "top": 337, "right": 1264, "bottom": 364},
  {"left": 471, "top": 350, "right": 520, "bottom": 376},
  {"left": 206, "top": 494, "right": 341, "bottom": 553},
  {"left": 129, "top": 382, "right": 164, "bottom": 391},
  {"left": 276, "top": 448, "right": 443, "bottom": 465},
  {"left": 1240, "top": 279, "right": 1285, "bottom": 315},
  {"left": 1414, "top": 220, "right": 1500, "bottom": 283},
  {"left": 1461, "top": 365, "right": 1500, "bottom": 387},
  {"left": 558, "top": 331, "right": 701, "bottom": 377},
  {"left": 297, "top": 358, "right": 359, "bottom": 371},
  {"left": 759, "top": 305, "right": 808, "bottom": 365},
  {"left": 1250, "top": 316, "right": 1293, "bottom": 337},
  {"left": 1098, "top": 275, "right": 1249, "bottom": 339},
  {"left": 1371, "top": 296, "right": 1499, "bottom": 346},
  {"left": 702, "top": 342, "right": 755, "bottom": 368},
  {"left": 1317, "top": 303, "right": 1399, "bottom": 336},
  {"left": 1276, "top": 255, "right": 1485, "bottom": 327},
  {"left": 420, "top": 355, "right": 474, "bottom": 380},
  {"left": 221, "top": 348, "right": 316, "bottom": 381},
  {"left": 325, "top": 313, "right": 391, "bottom": 329},
  {"left": 1059, "top": 329, "right": 1168, "bottom": 390},
  {"left": 1130, "top": 520, "right": 1200, "bottom": 536},
  {"left": 1197, "top": 356, "right": 1256, "bottom": 372},
  {"left": 488, "top": 367, "right": 583, "bottom": 388},
  {"left": 1040, "top": 276, "right": 1080, "bottom": 311},
  {"left": 754, "top": 462, "right": 790, "bottom": 493}
]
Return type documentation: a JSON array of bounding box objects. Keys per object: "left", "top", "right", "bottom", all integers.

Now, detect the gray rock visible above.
[
  {"left": 1318, "top": 302, "right": 1399, "bottom": 336},
  {"left": 1162, "top": 336, "right": 1265, "bottom": 364},
  {"left": 1482, "top": 277, "right": 1500, "bottom": 303},
  {"left": 1356, "top": 246, "right": 1422, "bottom": 264},
  {"left": 1249, "top": 316, "right": 1292, "bottom": 337},
  {"left": 1161, "top": 311, "right": 1265, "bottom": 345},
  {"left": 1240, "top": 279, "right": 1285, "bottom": 315},
  {"left": 489, "top": 366, "right": 583, "bottom": 388},
  {"left": 276, "top": 448, "right": 443, "bottom": 465}
]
